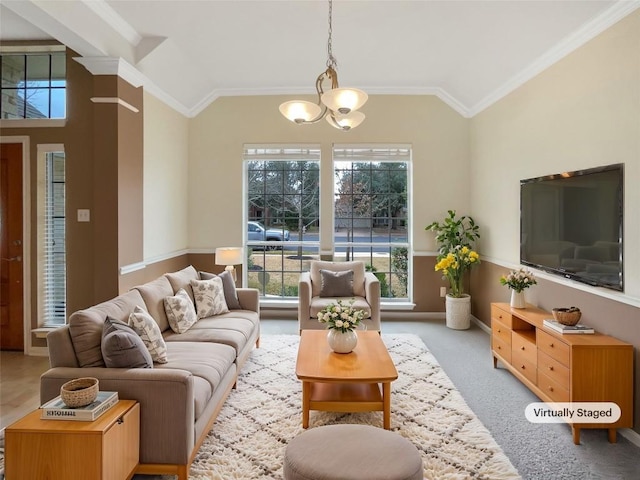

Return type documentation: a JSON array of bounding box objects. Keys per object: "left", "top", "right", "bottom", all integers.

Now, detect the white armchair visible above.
[{"left": 298, "top": 260, "right": 381, "bottom": 332}]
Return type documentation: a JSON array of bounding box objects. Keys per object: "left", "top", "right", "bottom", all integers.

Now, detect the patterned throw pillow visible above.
[
  {"left": 129, "top": 306, "right": 168, "bottom": 363},
  {"left": 199, "top": 270, "right": 241, "bottom": 310},
  {"left": 190, "top": 277, "right": 229, "bottom": 319},
  {"left": 164, "top": 288, "right": 198, "bottom": 333}
]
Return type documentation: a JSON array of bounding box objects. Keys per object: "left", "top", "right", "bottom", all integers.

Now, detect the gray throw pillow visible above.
[
  {"left": 199, "top": 270, "right": 241, "bottom": 309},
  {"left": 319, "top": 269, "right": 354, "bottom": 297},
  {"left": 101, "top": 316, "right": 153, "bottom": 368}
]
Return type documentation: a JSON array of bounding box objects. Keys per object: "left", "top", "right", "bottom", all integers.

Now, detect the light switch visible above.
[{"left": 77, "top": 209, "right": 90, "bottom": 222}]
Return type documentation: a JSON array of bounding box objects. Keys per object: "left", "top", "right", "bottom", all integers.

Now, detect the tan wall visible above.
[{"left": 469, "top": 11, "right": 640, "bottom": 434}]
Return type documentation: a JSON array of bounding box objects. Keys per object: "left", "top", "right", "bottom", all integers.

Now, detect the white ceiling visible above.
[{"left": 1, "top": 0, "right": 638, "bottom": 118}]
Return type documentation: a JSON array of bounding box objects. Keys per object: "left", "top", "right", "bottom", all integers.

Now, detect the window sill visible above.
[
  {"left": 32, "top": 327, "right": 62, "bottom": 339},
  {"left": 260, "top": 299, "right": 415, "bottom": 311}
]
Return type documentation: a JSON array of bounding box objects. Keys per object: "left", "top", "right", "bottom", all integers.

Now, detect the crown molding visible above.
[
  {"left": 80, "top": 0, "right": 141, "bottom": 46},
  {"left": 73, "top": 56, "right": 145, "bottom": 87},
  {"left": 469, "top": 0, "right": 640, "bottom": 116}
]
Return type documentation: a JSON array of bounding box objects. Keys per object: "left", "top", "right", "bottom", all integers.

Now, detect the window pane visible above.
[
  {"left": 51, "top": 53, "right": 66, "bottom": 87},
  {"left": 26, "top": 55, "right": 50, "bottom": 85},
  {"left": 25, "top": 88, "right": 49, "bottom": 118},
  {"left": 51, "top": 88, "right": 66, "bottom": 118},
  {"left": 2, "top": 55, "right": 24, "bottom": 87},
  {"left": 1, "top": 88, "right": 25, "bottom": 119}
]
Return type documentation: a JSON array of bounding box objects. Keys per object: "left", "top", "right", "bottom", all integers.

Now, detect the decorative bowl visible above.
[
  {"left": 60, "top": 377, "right": 99, "bottom": 408},
  {"left": 552, "top": 307, "right": 582, "bottom": 326}
]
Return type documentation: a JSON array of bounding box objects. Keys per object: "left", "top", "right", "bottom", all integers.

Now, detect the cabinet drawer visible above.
[
  {"left": 538, "top": 372, "right": 570, "bottom": 403},
  {"left": 538, "top": 330, "right": 570, "bottom": 366},
  {"left": 512, "top": 332, "right": 536, "bottom": 365},
  {"left": 511, "top": 352, "right": 537, "bottom": 384},
  {"left": 491, "top": 319, "right": 512, "bottom": 346},
  {"left": 538, "top": 351, "right": 570, "bottom": 390},
  {"left": 492, "top": 336, "right": 511, "bottom": 363},
  {"left": 491, "top": 305, "right": 512, "bottom": 328}
]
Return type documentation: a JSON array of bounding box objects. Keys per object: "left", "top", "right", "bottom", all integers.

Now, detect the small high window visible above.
[{"left": 1, "top": 49, "right": 66, "bottom": 119}]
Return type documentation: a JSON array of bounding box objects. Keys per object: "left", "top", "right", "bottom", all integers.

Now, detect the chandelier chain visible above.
[{"left": 326, "top": 0, "right": 337, "bottom": 69}]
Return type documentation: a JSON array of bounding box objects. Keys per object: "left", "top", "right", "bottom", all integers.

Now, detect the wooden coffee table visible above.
[{"left": 295, "top": 330, "right": 398, "bottom": 429}]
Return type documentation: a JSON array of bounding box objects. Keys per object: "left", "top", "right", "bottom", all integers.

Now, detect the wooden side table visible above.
[{"left": 5, "top": 399, "right": 140, "bottom": 480}]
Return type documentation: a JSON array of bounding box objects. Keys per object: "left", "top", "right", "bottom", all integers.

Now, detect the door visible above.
[{"left": 1, "top": 143, "right": 24, "bottom": 351}]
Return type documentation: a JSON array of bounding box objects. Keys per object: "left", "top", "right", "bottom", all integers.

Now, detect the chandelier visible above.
[{"left": 279, "top": 0, "right": 368, "bottom": 131}]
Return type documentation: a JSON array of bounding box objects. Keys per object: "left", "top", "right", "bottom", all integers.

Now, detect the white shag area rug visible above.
[{"left": 187, "top": 334, "right": 521, "bottom": 480}]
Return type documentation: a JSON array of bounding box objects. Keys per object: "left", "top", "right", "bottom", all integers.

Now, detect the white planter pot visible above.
[
  {"left": 510, "top": 290, "right": 526, "bottom": 309},
  {"left": 445, "top": 294, "right": 471, "bottom": 330},
  {"left": 327, "top": 329, "right": 358, "bottom": 353}
]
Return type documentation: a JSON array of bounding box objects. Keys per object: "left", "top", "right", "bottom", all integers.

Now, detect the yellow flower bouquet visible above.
[{"left": 435, "top": 245, "right": 480, "bottom": 297}]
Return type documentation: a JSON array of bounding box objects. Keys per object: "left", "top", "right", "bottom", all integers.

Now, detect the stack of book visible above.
[
  {"left": 543, "top": 319, "right": 594, "bottom": 335},
  {"left": 40, "top": 391, "right": 119, "bottom": 421}
]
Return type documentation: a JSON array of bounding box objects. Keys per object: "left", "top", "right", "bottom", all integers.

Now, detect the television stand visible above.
[{"left": 490, "top": 302, "right": 633, "bottom": 444}]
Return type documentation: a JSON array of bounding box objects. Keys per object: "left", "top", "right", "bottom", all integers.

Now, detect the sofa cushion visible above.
[
  {"left": 101, "top": 316, "right": 153, "bottom": 369},
  {"left": 164, "top": 288, "right": 198, "bottom": 334},
  {"left": 165, "top": 265, "right": 199, "bottom": 302},
  {"left": 129, "top": 306, "right": 168, "bottom": 363},
  {"left": 133, "top": 275, "right": 174, "bottom": 332},
  {"left": 319, "top": 269, "right": 354, "bottom": 297},
  {"left": 190, "top": 277, "right": 229, "bottom": 318},
  {"left": 69, "top": 289, "right": 147, "bottom": 368},
  {"left": 163, "top": 310, "right": 259, "bottom": 355},
  {"left": 310, "top": 261, "right": 365, "bottom": 298},
  {"left": 156, "top": 341, "right": 236, "bottom": 421},
  {"left": 199, "top": 270, "right": 241, "bottom": 310}
]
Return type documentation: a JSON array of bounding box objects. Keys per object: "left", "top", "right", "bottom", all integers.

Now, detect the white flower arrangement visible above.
[
  {"left": 500, "top": 268, "right": 537, "bottom": 293},
  {"left": 317, "top": 300, "right": 366, "bottom": 333}
]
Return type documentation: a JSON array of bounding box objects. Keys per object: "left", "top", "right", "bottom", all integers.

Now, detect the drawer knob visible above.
[
  {"left": 497, "top": 329, "right": 501, "bottom": 333},
  {"left": 549, "top": 366, "right": 554, "bottom": 371},
  {"left": 548, "top": 386, "right": 554, "bottom": 392},
  {"left": 521, "top": 346, "right": 525, "bottom": 351},
  {"left": 521, "top": 365, "right": 526, "bottom": 370},
  {"left": 549, "top": 343, "right": 554, "bottom": 347}
]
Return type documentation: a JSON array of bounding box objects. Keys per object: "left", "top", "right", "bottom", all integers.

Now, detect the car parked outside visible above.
[{"left": 248, "top": 221, "right": 290, "bottom": 248}]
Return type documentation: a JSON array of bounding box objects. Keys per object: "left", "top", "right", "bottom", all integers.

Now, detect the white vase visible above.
[
  {"left": 327, "top": 329, "right": 358, "bottom": 353},
  {"left": 445, "top": 294, "right": 471, "bottom": 330},
  {"left": 510, "top": 290, "right": 526, "bottom": 309}
]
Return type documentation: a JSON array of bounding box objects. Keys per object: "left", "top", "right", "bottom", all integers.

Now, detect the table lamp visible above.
[{"left": 215, "top": 247, "right": 244, "bottom": 283}]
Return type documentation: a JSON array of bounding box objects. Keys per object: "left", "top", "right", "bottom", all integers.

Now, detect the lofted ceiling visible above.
[{"left": 1, "top": 0, "right": 638, "bottom": 118}]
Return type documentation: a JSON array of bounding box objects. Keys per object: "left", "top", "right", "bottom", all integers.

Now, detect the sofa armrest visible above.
[
  {"left": 41, "top": 367, "right": 195, "bottom": 465},
  {"left": 298, "top": 272, "right": 312, "bottom": 331},
  {"left": 364, "top": 272, "right": 381, "bottom": 331},
  {"left": 236, "top": 288, "right": 259, "bottom": 313}
]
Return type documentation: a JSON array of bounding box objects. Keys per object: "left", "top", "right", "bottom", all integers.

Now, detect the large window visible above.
[
  {"left": 37, "top": 145, "right": 66, "bottom": 326},
  {"left": 1, "top": 48, "right": 66, "bottom": 119},
  {"left": 244, "top": 146, "right": 320, "bottom": 297},
  {"left": 333, "top": 146, "right": 410, "bottom": 301}
]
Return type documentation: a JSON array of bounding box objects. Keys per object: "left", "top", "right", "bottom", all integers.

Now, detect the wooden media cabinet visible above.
[{"left": 491, "top": 302, "right": 633, "bottom": 444}]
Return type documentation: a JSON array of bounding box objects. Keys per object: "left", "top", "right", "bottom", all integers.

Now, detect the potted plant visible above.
[{"left": 426, "top": 210, "right": 481, "bottom": 329}]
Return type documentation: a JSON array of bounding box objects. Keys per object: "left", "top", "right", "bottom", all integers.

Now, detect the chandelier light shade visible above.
[{"left": 279, "top": 0, "right": 367, "bottom": 131}]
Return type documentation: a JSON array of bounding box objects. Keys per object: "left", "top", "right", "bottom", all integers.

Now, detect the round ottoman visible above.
[{"left": 283, "top": 424, "right": 423, "bottom": 480}]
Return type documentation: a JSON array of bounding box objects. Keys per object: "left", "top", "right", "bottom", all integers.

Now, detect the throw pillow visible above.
[
  {"left": 199, "top": 270, "right": 241, "bottom": 309},
  {"left": 190, "top": 277, "right": 229, "bottom": 318},
  {"left": 319, "top": 269, "right": 354, "bottom": 297},
  {"left": 164, "top": 288, "right": 198, "bottom": 333},
  {"left": 128, "top": 306, "right": 168, "bottom": 364},
  {"left": 101, "top": 316, "right": 153, "bottom": 368}
]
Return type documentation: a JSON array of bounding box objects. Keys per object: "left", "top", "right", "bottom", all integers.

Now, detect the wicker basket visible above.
[
  {"left": 552, "top": 307, "right": 582, "bottom": 326},
  {"left": 60, "top": 377, "right": 99, "bottom": 408}
]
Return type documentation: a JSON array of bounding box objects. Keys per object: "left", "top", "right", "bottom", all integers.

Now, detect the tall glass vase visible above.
[{"left": 510, "top": 290, "right": 526, "bottom": 309}]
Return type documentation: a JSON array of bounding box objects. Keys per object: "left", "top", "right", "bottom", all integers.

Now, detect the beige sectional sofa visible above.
[{"left": 40, "top": 265, "right": 260, "bottom": 480}]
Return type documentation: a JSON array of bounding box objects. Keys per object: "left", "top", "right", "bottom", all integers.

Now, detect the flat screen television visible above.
[{"left": 520, "top": 163, "right": 624, "bottom": 291}]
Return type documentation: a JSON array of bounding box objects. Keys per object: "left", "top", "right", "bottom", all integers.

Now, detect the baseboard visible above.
[{"left": 620, "top": 427, "right": 640, "bottom": 448}]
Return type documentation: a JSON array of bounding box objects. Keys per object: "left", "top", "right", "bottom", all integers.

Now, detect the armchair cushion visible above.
[
  {"left": 319, "top": 269, "right": 354, "bottom": 297},
  {"left": 311, "top": 261, "right": 365, "bottom": 297}
]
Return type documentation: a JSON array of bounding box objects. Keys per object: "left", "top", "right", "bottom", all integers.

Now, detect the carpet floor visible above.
[{"left": 180, "top": 333, "right": 520, "bottom": 479}]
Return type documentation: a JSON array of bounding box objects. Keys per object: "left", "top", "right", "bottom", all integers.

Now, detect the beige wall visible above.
[
  {"left": 470, "top": 10, "right": 640, "bottom": 433},
  {"left": 187, "top": 94, "right": 469, "bottom": 255},
  {"left": 143, "top": 92, "right": 190, "bottom": 260}
]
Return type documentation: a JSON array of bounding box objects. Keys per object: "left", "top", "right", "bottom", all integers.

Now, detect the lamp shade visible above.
[
  {"left": 279, "top": 101, "right": 322, "bottom": 123},
  {"left": 215, "top": 247, "right": 244, "bottom": 266},
  {"left": 327, "top": 110, "right": 365, "bottom": 130},
  {"left": 321, "top": 87, "right": 368, "bottom": 114}
]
